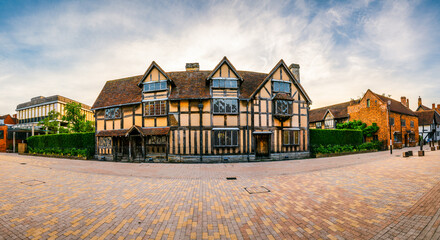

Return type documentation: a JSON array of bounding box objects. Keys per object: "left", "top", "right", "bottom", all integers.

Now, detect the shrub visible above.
[
  {"left": 310, "top": 129, "right": 363, "bottom": 146},
  {"left": 27, "top": 132, "right": 95, "bottom": 159}
]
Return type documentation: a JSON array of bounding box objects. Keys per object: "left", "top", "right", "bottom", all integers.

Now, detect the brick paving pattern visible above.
[{"left": 0, "top": 146, "right": 439, "bottom": 239}]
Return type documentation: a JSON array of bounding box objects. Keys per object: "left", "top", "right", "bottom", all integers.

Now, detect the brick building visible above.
[
  {"left": 309, "top": 89, "right": 419, "bottom": 149},
  {"left": 0, "top": 114, "right": 17, "bottom": 126}
]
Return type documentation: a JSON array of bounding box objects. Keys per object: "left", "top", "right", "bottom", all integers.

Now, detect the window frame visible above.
[
  {"left": 144, "top": 100, "right": 167, "bottom": 117},
  {"left": 393, "top": 132, "right": 402, "bottom": 143},
  {"left": 272, "top": 79, "right": 291, "bottom": 94},
  {"left": 410, "top": 121, "right": 414, "bottom": 128},
  {"left": 283, "top": 130, "right": 300, "bottom": 146},
  {"left": 104, "top": 107, "right": 121, "bottom": 120},
  {"left": 316, "top": 122, "right": 322, "bottom": 129},
  {"left": 367, "top": 99, "right": 370, "bottom": 107},
  {"left": 390, "top": 117, "right": 395, "bottom": 126},
  {"left": 401, "top": 119, "right": 406, "bottom": 127},
  {"left": 211, "top": 78, "right": 238, "bottom": 89},
  {"left": 213, "top": 129, "right": 239, "bottom": 147},
  {"left": 274, "top": 100, "right": 293, "bottom": 116},
  {"left": 212, "top": 98, "right": 239, "bottom": 115},
  {"left": 143, "top": 80, "right": 167, "bottom": 92}
]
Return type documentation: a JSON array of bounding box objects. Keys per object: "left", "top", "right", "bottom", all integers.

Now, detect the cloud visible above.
[{"left": 0, "top": 0, "right": 439, "bottom": 115}]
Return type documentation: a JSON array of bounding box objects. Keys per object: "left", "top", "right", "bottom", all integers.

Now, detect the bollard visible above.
[{"left": 418, "top": 151, "right": 425, "bottom": 156}]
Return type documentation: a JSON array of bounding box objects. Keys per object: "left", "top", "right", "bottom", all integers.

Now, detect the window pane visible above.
[
  {"left": 283, "top": 131, "right": 289, "bottom": 145},
  {"left": 161, "top": 82, "right": 166, "bottom": 90},
  {"left": 232, "top": 131, "right": 238, "bottom": 146},
  {"left": 231, "top": 80, "right": 237, "bottom": 88},
  {"left": 213, "top": 79, "right": 219, "bottom": 88},
  {"left": 226, "top": 131, "right": 231, "bottom": 145},
  {"left": 219, "top": 131, "right": 225, "bottom": 146},
  {"left": 219, "top": 100, "right": 225, "bottom": 113},
  {"left": 144, "top": 84, "right": 149, "bottom": 91},
  {"left": 231, "top": 100, "right": 238, "bottom": 113},
  {"left": 226, "top": 100, "right": 232, "bottom": 113},
  {"left": 219, "top": 80, "right": 225, "bottom": 88},
  {"left": 213, "top": 99, "right": 220, "bottom": 113},
  {"left": 294, "top": 131, "right": 299, "bottom": 144}
]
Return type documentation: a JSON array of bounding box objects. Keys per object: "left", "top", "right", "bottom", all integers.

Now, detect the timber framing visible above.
[{"left": 92, "top": 57, "right": 312, "bottom": 163}]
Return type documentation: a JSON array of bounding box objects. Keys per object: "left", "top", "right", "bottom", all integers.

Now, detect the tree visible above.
[
  {"left": 336, "top": 120, "right": 379, "bottom": 138},
  {"left": 62, "top": 102, "right": 95, "bottom": 133},
  {"left": 38, "top": 110, "right": 62, "bottom": 134}
]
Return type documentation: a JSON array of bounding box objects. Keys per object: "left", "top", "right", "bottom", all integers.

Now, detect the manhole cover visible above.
[
  {"left": 245, "top": 186, "right": 270, "bottom": 194},
  {"left": 21, "top": 180, "right": 45, "bottom": 186},
  {"left": 226, "top": 177, "right": 237, "bottom": 180}
]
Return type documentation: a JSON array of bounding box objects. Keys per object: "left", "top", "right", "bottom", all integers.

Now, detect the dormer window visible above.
[
  {"left": 212, "top": 78, "right": 238, "bottom": 89},
  {"left": 273, "top": 80, "right": 290, "bottom": 93},
  {"left": 143, "top": 80, "right": 167, "bottom": 92}
]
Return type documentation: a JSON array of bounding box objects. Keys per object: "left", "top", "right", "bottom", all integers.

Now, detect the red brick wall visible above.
[
  {"left": 0, "top": 126, "right": 10, "bottom": 152},
  {"left": 347, "top": 91, "right": 419, "bottom": 149}
]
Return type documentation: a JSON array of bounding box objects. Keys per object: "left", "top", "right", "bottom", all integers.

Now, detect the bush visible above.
[
  {"left": 311, "top": 140, "right": 383, "bottom": 155},
  {"left": 310, "top": 129, "right": 363, "bottom": 146},
  {"left": 27, "top": 132, "right": 95, "bottom": 159}
]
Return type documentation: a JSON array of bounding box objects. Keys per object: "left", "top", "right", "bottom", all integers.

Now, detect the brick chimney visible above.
[
  {"left": 289, "top": 63, "right": 300, "bottom": 83},
  {"left": 185, "top": 63, "right": 199, "bottom": 72},
  {"left": 437, "top": 104, "right": 440, "bottom": 110},
  {"left": 433, "top": 103, "right": 436, "bottom": 109},
  {"left": 406, "top": 99, "right": 409, "bottom": 108},
  {"left": 418, "top": 96, "right": 422, "bottom": 107},
  {"left": 401, "top": 97, "right": 407, "bottom": 107}
]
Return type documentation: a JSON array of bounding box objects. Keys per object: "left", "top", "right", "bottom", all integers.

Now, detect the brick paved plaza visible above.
[{"left": 0, "top": 147, "right": 440, "bottom": 240}]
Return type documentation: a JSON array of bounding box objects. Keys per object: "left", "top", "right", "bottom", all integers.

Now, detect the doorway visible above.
[{"left": 255, "top": 134, "right": 271, "bottom": 158}]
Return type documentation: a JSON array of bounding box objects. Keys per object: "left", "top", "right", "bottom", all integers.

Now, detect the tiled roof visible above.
[
  {"left": 16, "top": 95, "right": 92, "bottom": 110},
  {"left": 96, "top": 127, "right": 170, "bottom": 137},
  {"left": 92, "top": 76, "right": 143, "bottom": 110},
  {"left": 417, "top": 105, "right": 431, "bottom": 111},
  {"left": 309, "top": 101, "right": 358, "bottom": 123},
  {"left": 373, "top": 93, "right": 416, "bottom": 116},
  {"left": 416, "top": 110, "right": 440, "bottom": 125},
  {"left": 92, "top": 70, "right": 270, "bottom": 109},
  {"left": 272, "top": 93, "right": 295, "bottom": 100}
]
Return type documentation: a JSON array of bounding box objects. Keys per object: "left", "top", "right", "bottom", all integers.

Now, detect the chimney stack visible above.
[
  {"left": 437, "top": 104, "right": 440, "bottom": 110},
  {"left": 418, "top": 96, "right": 422, "bottom": 107},
  {"left": 185, "top": 63, "right": 199, "bottom": 72},
  {"left": 406, "top": 99, "right": 409, "bottom": 108},
  {"left": 433, "top": 103, "right": 436, "bottom": 109},
  {"left": 401, "top": 97, "right": 407, "bottom": 106},
  {"left": 289, "top": 63, "right": 300, "bottom": 83}
]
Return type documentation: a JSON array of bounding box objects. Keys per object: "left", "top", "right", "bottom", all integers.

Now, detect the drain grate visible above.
[
  {"left": 245, "top": 186, "right": 270, "bottom": 194},
  {"left": 21, "top": 180, "right": 45, "bottom": 186},
  {"left": 226, "top": 177, "right": 237, "bottom": 180},
  {"left": 20, "top": 163, "right": 26, "bottom": 165}
]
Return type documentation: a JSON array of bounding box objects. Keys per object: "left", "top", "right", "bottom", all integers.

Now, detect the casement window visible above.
[
  {"left": 316, "top": 122, "right": 322, "bottom": 129},
  {"left": 410, "top": 121, "right": 414, "bottom": 128},
  {"left": 273, "top": 80, "right": 291, "bottom": 93},
  {"left": 274, "top": 100, "right": 293, "bottom": 115},
  {"left": 393, "top": 132, "right": 402, "bottom": 143},
  {"left": 212, "top": 78, "right": 238, "bottom": 89},
  {"left": 283, "top": 130, "right": 299, "bottom": 146},
  {"left": 325, "top": 119, "right": 334, "bottom": 129},
  {"left": 143, "top": 80, "right": 167, "bottom": 92},
  {"left": 367, "top": 99, "right": 370, "bottom": 107},
  {"left": 146, "top": 135, "right": 167, "bottom": 145},
  {"left": 390, "top": 117, "right": 395, "bottom": 126},
  {"left": 144, "top": 101, "right": 167, "bottom": 116},
  {"left": 213, "top": 98, "right": 238, "bottom": 114},
  {"left": 213, "top": 129, "right": 238, "bottom": 147},
  {"left": 105, "top": 107, "right": 121, "bottom": 119},
  {"left": 401, "top": 119, "right": 406, "bottom": 127}
]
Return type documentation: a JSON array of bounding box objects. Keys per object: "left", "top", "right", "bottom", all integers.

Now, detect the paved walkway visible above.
[{"left": 0, "top": 146, "right": 439, "bottom": 239}]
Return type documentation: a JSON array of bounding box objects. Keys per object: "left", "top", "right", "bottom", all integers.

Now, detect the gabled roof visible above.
[
  {"left": 96, "top": 126, "right": 170, "bottom": 137},
  {"left": 416, "top": 104, "right": 431, "bottom": 111},
  {"left": 416, "top": 110, "right": 440, "bottom": 125},
  {"left": 206, "top": 56, "right": 243, "bottom": 81},
  {"left": 250, "top": 59, "right": 312, "bottom": 104},
  {"left": 309, "top": 101, "right": 358, "bottom": 123},
  {"left": 137, "top": 61, "right": 172, "bottom": 87},
  {"left": 368, "top": 90, "right": 416, "bottom": 116}
]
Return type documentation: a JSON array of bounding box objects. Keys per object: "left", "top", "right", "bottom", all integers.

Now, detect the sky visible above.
[{"left": 1, "top": 0, "right": 440, "bottom": 115}]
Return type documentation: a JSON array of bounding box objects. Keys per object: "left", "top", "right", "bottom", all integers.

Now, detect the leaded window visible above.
[
  {"left": 212, "top": 79, "right": 238, "bottom": 88},
  {"left": 213, "top": 129, "right": 238, "bottom": 147},
  {"left": 274, "top": 100, "right": 293, "bottom": 115},
  {"left": 143, "top": 81, "right": 167, "bottom": 92},
  {"left": 105, "top": 107, "right": 121, "bottom": 119},
  {"left": 325, "top": 119, "right": 334, "bottom": 129},
  {"left": 144, "top": 101, "right": 167, "bottom": 116},
  {"left": 147, "top": 135, "right": 167, "bottom": 145},
  {"left": 213, "top": 99, "right": 238, "bottom": 114},
  {"left": 316, "top": 122, "right": 322, "bottom": 129},
  {"left": 273, "top": 80, "right": 290, "bottom": 93},
  {"left": 283, "top": 130, "right": 299, "bottom": 145}
]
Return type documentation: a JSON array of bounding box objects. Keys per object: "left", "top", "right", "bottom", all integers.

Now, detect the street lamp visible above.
[{"left": 388, "top": 100, "right": 392, "bottom": 154}]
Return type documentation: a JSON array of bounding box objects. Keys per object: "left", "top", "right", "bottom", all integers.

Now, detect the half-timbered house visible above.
[{"left": 92, "top": 57, "right": 312, "bottom": 162}]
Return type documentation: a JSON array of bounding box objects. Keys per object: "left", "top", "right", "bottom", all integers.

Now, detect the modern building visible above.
[
  {"left": 15, "top": 95, "right": 94, "bottom": 130},
  {"left": 309, "top": 89, "right": 419, "bottom": 149},
  {"left": 92, "top": 57, "right": 312, "bottom": 162},
  {"left": 416, "top": 97, "right": 440, "bottom": 142}
]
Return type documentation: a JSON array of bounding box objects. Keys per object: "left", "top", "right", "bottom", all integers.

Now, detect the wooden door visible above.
[{"left": 255, "top": 134, "right": 270, "bottom": 157}]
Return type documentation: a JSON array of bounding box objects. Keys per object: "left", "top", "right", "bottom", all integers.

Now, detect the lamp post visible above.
[{"left": 388, "top": 100, "right": 392, "bottom": 154}]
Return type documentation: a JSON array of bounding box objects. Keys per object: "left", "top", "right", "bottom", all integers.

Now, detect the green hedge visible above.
[
  {"left": 310, "top": 129, "right": 363, "bottom": 146},
  {"left": 27, "top": 132, "right": 95, "bottom": 158}
]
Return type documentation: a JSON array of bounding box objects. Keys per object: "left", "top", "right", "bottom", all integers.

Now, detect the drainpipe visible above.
[{"left": 198, "top": 101, "right": 204, "bottom": 162}]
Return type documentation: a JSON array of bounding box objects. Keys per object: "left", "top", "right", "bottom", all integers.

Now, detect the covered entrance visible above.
[
  {"left": 254, "top": 132, "right": 272, "bottom": 158},
  {"left": 97, "top": 126, "right": 170, "bottom": 162}
]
